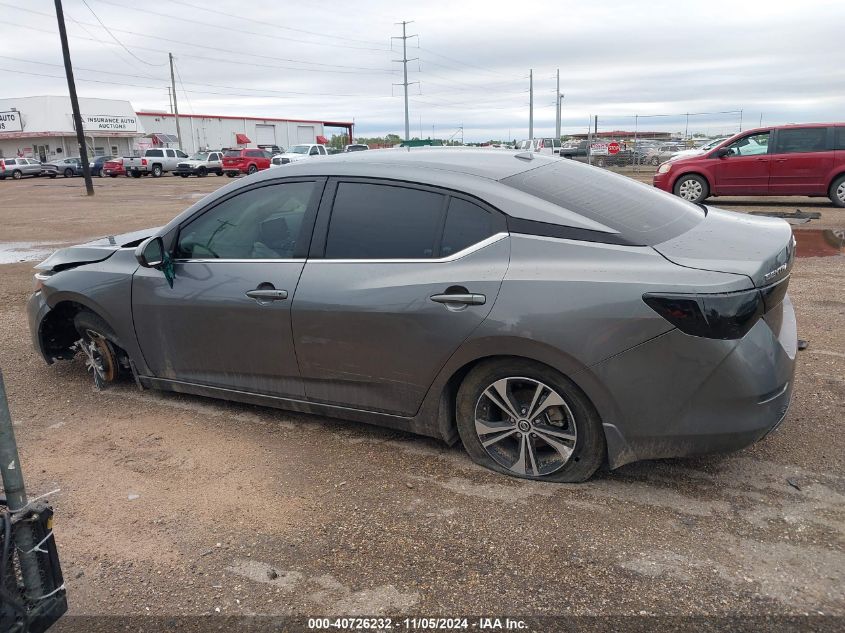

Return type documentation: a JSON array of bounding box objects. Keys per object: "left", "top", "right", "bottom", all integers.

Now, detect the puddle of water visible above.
[
  {"left": 0, "top": 241, "right": 56, "bottom": 264},
  {"left": 793, "top": 228, "right": 845, "bottom": 258}
]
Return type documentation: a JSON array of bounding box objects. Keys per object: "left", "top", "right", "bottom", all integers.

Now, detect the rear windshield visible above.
[
  {"left": 501, "top": 160, "right": 704, "bottom": 245},
  {"left": 224, "top": 150, "right": 243, "bottom": 157}
]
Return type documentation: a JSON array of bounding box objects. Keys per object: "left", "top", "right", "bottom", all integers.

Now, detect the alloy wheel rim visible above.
[
  {"left": 837, "top": 182, "right": 845, "bottom": 203},
  {"left": 679, "top": 179, "right": 702, "bottom": 200},
  {"left": 474, "top": 377, "right": 577, "bottom": 476}
]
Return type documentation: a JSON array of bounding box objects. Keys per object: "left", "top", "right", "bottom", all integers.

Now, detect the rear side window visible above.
[
  {"left": 502, "top": 160, "right": 704, "bottom": 246},
  {"left": 774, "top": 127, "right": 830, "bottom": 153},
  {"left": 836, "top": 127, "right": 845, "bottom": 150},
  {"left": 246, "top": 150, "right": 263, "bottom": 157},
  {"left": 4, "top": 159, "right": 16, "bottom": 165},
  {"left": 224, "top": 150, "right": 242, "bottom": 158},
  {"left": 325, "top": 182, "right": 445, "bottom": 259},
  {"left": 441, "top": 198, "right": 496, "bottom": 256},
  {"left": 146, "top": 149, "right": 163, "bottom": 157}
]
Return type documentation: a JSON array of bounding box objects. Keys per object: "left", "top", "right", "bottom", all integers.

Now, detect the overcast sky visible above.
[{"left": 2, "top": 0, "right": 843, "bottom": 141}]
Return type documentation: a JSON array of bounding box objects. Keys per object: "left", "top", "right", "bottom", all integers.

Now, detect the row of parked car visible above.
[{"left": 1, "top": 143, "right": 371, "bottom": 181}]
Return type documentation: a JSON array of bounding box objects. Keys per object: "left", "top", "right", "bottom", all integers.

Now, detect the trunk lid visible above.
[{"left": 653, "top": 207, "right": 795, "bottom": 287}]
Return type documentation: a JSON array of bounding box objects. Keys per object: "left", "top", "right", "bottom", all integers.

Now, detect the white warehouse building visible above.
[
  {"left": 0, "top": 95, "right": 354, "bottom": 161},
  {"left": 135, "top": 111, "right": 353, "bottom": 154},
  {"left": 0, "top": 95, "right": 144, "bottom": 162}
]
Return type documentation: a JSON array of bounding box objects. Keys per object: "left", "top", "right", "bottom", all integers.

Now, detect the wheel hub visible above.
[{"left": 474, "top": 376, "right": 577, "bottom": 477}]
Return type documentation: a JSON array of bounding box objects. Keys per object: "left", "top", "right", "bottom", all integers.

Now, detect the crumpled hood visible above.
[
  {"left": 34, "top": 226, "right": 160, "bottom": 271},
  {"left": 653, "top": 208, "right": 794, "bottom": 287}
]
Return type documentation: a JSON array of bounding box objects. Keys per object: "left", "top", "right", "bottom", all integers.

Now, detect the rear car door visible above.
[
  {"left": 713, "top": 130, "right": 772, "bottom": 195},
  {"left": 132, "top": 178, "right": 325, "bottom": 397},
  {"left": 769, "top": 126, "right": 834, "bottom": 195},
  {"left": 291, "top": 179, "right": 510, "bottom": 416}
]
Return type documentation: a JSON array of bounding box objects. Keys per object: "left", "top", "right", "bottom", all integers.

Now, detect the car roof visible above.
[{"left": 267, "top": 147, "right": 554, "bottom": 181}]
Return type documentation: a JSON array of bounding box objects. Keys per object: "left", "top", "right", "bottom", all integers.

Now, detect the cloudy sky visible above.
[{"left": 2, "top": 0, "right": 843, "bottom": 141}]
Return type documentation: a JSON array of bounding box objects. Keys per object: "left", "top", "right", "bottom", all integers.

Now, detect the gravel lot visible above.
[{"left": 0, "top": 174, "right": 843, "bottom": 620}]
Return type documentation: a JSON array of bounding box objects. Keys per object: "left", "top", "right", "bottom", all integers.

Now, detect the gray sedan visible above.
[{"left": 27, "top": 149, "right": 797, "bottom": 482}]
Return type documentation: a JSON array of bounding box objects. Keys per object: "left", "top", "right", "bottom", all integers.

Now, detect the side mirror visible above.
[
  {"left": 715, "top": 147, "right": 732, "bottom": 158},
  {"left": 135, "top": 236, "right": 165, "bottom": 268}
]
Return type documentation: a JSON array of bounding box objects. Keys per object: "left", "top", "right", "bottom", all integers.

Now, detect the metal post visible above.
[
  {"left": 633, "top": 114, "right": 639, "bottom": 172},
  {"left": 587, "top": 116, "right": 592, "bottom": 166},
  {"left": 54, "top": 0, "right": 94, "bottom": 196},
  {"left": 402, "top": 23, "right": 410, "bottom": 141},
  {"left": 739, "top": 109, "right": 743, "bottom": 133},
  {"left": 528, "top": 69, "right": 533, "bottom": 142},
  {"left": 169, "top": 53, "right": 183, "bottom": 151},
  {"left": 555, "top": 68, "right": 560, "bottom": 140},
  {"left": 0, "top": 370, "right": 43, "bottom": 600},
  {"left": 685, "top": 113, "right": 689, "bottom": 141}
]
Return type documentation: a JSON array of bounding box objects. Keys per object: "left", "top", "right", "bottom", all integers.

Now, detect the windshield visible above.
[
  {"left": 290, "top": 145, "right": 311, "bottom": 154},
  {"left": 189, "top": 153, "right": 209, "bottom": 160},
  {"left": 502, "top": 160, "right": 704, "bottom": 246}
]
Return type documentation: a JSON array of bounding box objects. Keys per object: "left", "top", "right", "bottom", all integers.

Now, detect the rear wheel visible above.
[
  {"left": 830, "top": 175, "right": 845, "bottom": 208},
  {"left": 247, "top": 164, "right": 258, "bottom": 175},
  {"left": 456, "top": 359, "right": 605, "bottom": 482},
  {"left": 216, "top": 170, "right": 224, "bottom": 176},
  {"left": 73, "top": 311, "right": 122, "bottom": 389},
  {"left": 131, "top": 171, "right": 142, "bottom": 178},
  {"left": 674, "top": 173, "right": 709, "bottom": 204},
  {"left": 226, "top": 171, "right": 237, "bottom": 178}
]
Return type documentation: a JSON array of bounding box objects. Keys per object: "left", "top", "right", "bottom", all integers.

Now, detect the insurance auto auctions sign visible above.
[
  {"left": 0, "top": 111, "right": 23, "bottom": 132},
  {"left": 79, "top": 114, "right": 138, "bottom": 132}
]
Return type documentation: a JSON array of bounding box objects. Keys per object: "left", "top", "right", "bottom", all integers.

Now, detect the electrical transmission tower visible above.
[{"left": 392, "top": 21, "right": 418, "bottom": 142}]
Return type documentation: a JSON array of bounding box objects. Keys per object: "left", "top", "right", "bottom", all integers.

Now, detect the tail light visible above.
[
  {"left": 643, "top": 287, "right": 776, "bottom": 340},
  {"left": 0, "top": 160, "right": 5, "bottom": 169},
  {"left": 141, "top": 158, "right": 147, "bottom": 166}
]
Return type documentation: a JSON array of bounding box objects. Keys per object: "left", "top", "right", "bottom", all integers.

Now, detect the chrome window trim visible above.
[
  {"left": 171, "top": 232, "right": 508, "bottom": 265},
  {"left": 311, "top": 232, "right": 508, "bottom": 264}
]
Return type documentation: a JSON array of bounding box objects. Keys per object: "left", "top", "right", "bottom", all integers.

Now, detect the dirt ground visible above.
[{"left": 0, "top": 174, "right": 843, "bottom": 621}]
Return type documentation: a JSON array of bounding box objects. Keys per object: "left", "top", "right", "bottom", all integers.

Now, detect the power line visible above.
[
  {"left": 86, "top": 0, "right": 390, "bottom": 53},
  {"left": 171, "top": 0, "right": 390, "bottom": 49},
  {"left": 1, "top": 4, "right": 394, "bottom": 74},
  {"left": 79, "top": 0, "right": 166, "bottom": 66}
]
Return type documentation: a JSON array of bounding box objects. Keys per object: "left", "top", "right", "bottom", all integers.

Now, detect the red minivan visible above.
[
  {"left": 222, "top": 148, "right": 272, "bottom": 177},
  {"left": 653, "top": 123, "right": 845, "bottom": 207}
]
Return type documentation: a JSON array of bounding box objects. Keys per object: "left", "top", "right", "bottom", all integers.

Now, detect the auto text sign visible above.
[
  {"left": 590, "top": 142, "right": 609, "bottom": 155},
  {"left": 78, "top": 114, "right": 138, "bottom": 132},
  {"left": 0, "top": 111, "right": 23, "bottom": 132}
]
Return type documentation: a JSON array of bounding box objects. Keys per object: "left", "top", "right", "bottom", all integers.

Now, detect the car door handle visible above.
[
  {"left": 245, "top": 289, "right": 288, "bottom": 301},
  {"left": 430, "top": 293, "right": 486, "bottom": 305}
]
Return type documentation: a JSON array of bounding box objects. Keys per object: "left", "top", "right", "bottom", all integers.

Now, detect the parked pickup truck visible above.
[
  {"left": 270, "top": 143, "right": 328, "bottom": 167},
  {"left": 173, "top": 151, "right": 225, "bottom": 177},
  {"left": 559, "top": 141, "right": 590, "bottom": 159},
  {"left": 124, "top": 148, "right": 189, "bottom": 177}
]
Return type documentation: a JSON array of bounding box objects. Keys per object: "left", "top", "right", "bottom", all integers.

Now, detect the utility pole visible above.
[
  {"left": 528, "top": 69, "right": 534, "bottom": 141},
  {"left": 555, "top": 68, "right": 561, "bottom": 140},
  {"left": 54, "top": 0, "right": 93, "bottom": 196},
  {"left": 392, "top": 21, "right": 418, "bottom": 142},
  {"left": 169, "top": 53, "right": 183, "bottom": 151},
  {"left": 167, "top": 86, "right": 173, "bottom": 114}
]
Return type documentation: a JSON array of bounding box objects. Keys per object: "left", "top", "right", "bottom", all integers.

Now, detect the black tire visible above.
[
  {"left": 829, "top": 174, "right": 845, "bottom": 208},
  {"left": 72, "top": 311, "right": 122, "bottom": 385},
  {"left": 13, "top": 170, "right": 23, "bottom": 180},
  {"left": 216, "top": 170, "right": 224, "bottom": 176},
  {"left": 673, "top": 173, "right": 709, "bottom": 204},
  {"left": 63, "top": 168, "right": 73, "bottom": 178},
  {"left": 151, "top": 164, "right": 163, "bottom": 178},
  {"left": 247, "top": 164, "right": 257, "bottom": 175},
  {"left": 456, "top": 358, "right": 605, "bottom": 482},
  {"left": 226, "top": 172, "right": 237, "bottom": 178},
  {"left": 109, "top": 174, "right": 118, "bottom": 178},
  {"left": 180, "top": 173, "right": 190, "bottom": 178},
  {"left": 197, "top": 167, "right": 207, "bottom": 177}
]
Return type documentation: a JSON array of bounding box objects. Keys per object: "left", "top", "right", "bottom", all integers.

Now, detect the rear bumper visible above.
[{"left": 593, "top": 293, "right": 798, "bottom": 468}]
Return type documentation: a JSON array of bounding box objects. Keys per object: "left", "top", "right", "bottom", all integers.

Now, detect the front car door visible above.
[
  {"left": 713, "top": 130, "right": 771, "bottom": 195},
  {"left": 132, "top": 178, "right": 325, "bottom": 397},
  {"left": 291, "top": 179, "right": 510, "bottom": 416},
  {"left": 768, "top": 126, "right": 834, "bottom": 195}
]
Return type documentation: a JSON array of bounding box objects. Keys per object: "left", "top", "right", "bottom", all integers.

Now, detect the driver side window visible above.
[
  {"left": 175, "top": 181, "right": 317, "bottom": 260},
  {"left": 726, "top": 131, "right": 770, "bottom": 156}
]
